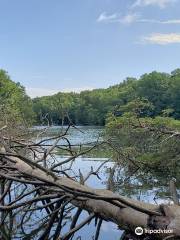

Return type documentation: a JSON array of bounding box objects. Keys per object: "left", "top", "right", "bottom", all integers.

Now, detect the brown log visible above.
[{"left": 3, "top": 154, "right": 180, "bottom": 238}]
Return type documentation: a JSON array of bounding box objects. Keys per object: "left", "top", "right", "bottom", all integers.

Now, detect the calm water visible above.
[
  {"left": 17, "top": 126, "right": 176, "bottom": 239},
  {"left": 34, "top": 126, "right": 121, "bottom": 240}
]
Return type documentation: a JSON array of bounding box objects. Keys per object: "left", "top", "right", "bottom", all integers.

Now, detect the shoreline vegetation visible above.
[{"left": 1, "top": 68, "right": 180, "bottom": 128}]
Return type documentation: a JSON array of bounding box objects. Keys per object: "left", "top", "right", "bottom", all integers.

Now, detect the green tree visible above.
[{"left": 0, "top": 69, "right": 34, "bottom": 128}]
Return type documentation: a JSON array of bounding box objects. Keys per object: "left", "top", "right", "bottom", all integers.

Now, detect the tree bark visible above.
[{"left": 3, "top": 155, "right": 179, "bottom": 239}]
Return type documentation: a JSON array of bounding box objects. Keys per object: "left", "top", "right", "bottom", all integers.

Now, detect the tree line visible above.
[
  {"left": 1, "top": 68, "right": 180, "bottom": 126},
  {"left": 32, "top": 69, "right": 180, "bottom": 125}
]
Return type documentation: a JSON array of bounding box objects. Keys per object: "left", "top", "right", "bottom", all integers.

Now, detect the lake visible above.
[
  {"left": 13, "top": 125, "right": 177, "bottom": 239},
  {"left": 9, "top": 126, "right": 176, "bottom": 240}
]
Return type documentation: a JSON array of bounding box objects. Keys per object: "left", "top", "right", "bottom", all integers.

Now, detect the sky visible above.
[{"left": 0, "top": 0, "right": 180, "bottom": 97}]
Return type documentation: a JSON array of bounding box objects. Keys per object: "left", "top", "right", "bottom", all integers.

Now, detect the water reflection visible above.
[{"left": 5, "top": 126, "right": 179, "bottom": 239}]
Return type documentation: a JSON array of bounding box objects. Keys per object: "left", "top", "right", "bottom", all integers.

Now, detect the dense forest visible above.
[
  {"left": 1, "top": 68, "right": 180, "bottom": 127},
  {"left": 32, "top": 69, "right": 180, "bottom": 125}
]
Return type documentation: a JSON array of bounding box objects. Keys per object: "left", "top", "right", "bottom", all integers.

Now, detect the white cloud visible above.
[
  {"left": 97, "top": 12, "right": 118, "bottom": 23},
  {"left": 132, "top": 0, "right": 177, "bottom": 8},
  {"left": 119, "top": 13, "right": 139, "bottom": 24},
  {"left": 162, "top": 19, "right": 180, "bottom": 24},
  {"left": 97, "top": 12, "right": 139, "bottom": 24},
  {"left": 141, "top": 33, "right": 180, "bottom": 45},
  {"left": 97, "top": 11, "right": 180, "bottom": 26},
  {"left": 139, "top": 18, "right": 180, "bottom": 24},
  {"left": 26, "top": 87, "right": 94, "bottom": 98}
]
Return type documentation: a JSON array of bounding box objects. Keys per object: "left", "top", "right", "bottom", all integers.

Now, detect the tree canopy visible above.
[
  {"left": 32, "top": 69, "right": 180, "bottom": 125},
  {"left": 0, "top": 69, "right": 34, "bottom": 129}
]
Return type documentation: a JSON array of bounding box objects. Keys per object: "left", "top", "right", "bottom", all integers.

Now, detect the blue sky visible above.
[{"left": 0, "top": 0, "right": 180, "bottom": 97}]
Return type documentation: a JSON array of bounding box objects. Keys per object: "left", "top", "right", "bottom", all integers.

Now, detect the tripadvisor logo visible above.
[
  {"left": 135, "top": 227, "right": 173, "bottom": 235},
  {"left": 135, "top": 227, "right": 143, "bottom": 235}
]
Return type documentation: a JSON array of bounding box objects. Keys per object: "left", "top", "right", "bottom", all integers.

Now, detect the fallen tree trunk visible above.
[
  {"left": 1, "top": 152, "right": 180, "bottom": 239},
  {"left": 0, "top": 126, "right": 180, "bottom": 240}
]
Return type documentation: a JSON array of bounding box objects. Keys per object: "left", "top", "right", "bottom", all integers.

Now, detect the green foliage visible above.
[
  {"left": 117, "top": 98, "right": 155, "bottom": 118},
  {"left": 0, "top": 69, "right": 34, "bottom": 128},
  {"left": 106, "top": 112, "right": 180, "bottom": 174},
  {"left": 32, "top": 68, "right": 180, "bottom": 125}
]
